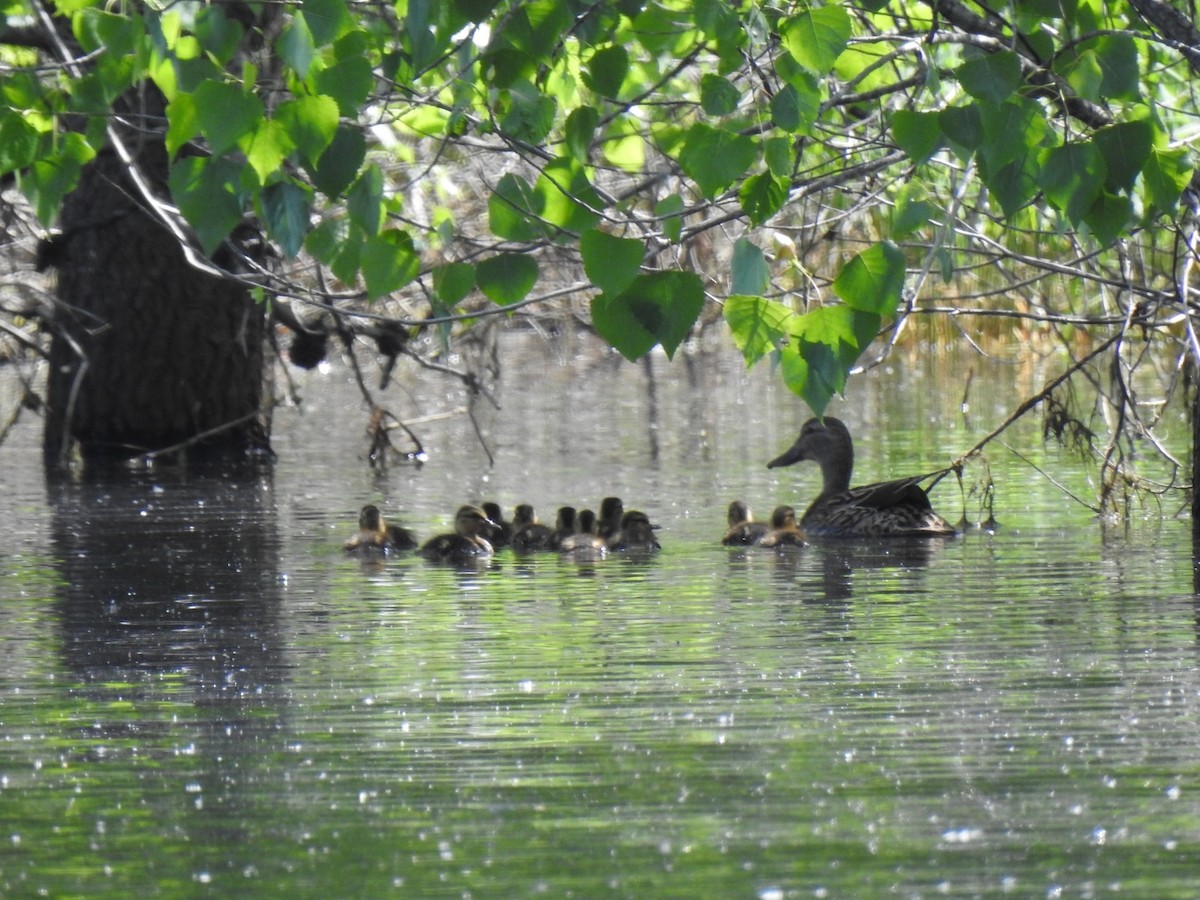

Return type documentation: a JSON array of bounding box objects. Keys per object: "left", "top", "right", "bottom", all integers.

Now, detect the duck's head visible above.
[
  {"left": 577, "top": 509, "right": 597, "bottom": 534},
  {"left": 767, "top": 417, "right": 853, "bottom": 471},
  {"left": 727, "top": 500, "right": 752, "bottom": 526},
  {"left": 554, "top": 506, "right": 577, "bottom": 532},
  {"left": 769, "top": 505, "right": 797, "bottom": 528},
  {"left": 359, "top": 504, "right": 385, "bottom": 532},
  {"left": 512, "top": 504, "right": 537, "bottom": 526},
  {"left": 599, "top": 496, "right": 623, "bottom": 521},
  {"left": 454, "top": 505, "right": 496, "bottom": 537},
  {"left": 481, "top": 501, "right": 505, "bottom": 524}
]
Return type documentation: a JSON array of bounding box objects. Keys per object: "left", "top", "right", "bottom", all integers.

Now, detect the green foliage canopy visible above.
[{"left": 2, "top": 0, "right": 1198, "bottom": 417}]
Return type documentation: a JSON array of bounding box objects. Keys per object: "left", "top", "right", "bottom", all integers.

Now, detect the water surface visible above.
[{"left": 2, "top": 334, "right": 1199, "bottom": 897}]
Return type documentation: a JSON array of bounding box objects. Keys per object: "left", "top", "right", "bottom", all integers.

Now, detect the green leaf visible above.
[
  {"left": 276, "top": 95, "right": 339, "bottom": 166},
  {"left": 193, "top": 81, "right": 263, "bottom": 156},
  {"left": 312, "top": 125, "right": 365, "bottom": 197},
  {"left": 164, "top": 91, "right": 200, "bottom": 158},
  {"left": 772, "top": 70, "right": 821, "bottom": 135},
  {"left": 361, "top": 229, "right": 420, "bottom": 300},
  {"left": 724, "top": 295, "right": 794, "bottom": 365},
  {"left": 476, "top": 252, "right": 538, "bottom": 306},
  {"left": 891, "top": 109, "right": 942, "bottom": 165},
  {"left": 241, "top": 118, "right": 292, "bottom": 184},
  {"left": 346, "top": 163, "right": 384, "bottom": 235},
  {"left": 1038, "top": 141, "right": 1106, "bottom": 225},
  {"left": 498, "top": 79, "right": 556, "bottom": 143},
  {"left": 432, "top": 262, "right": 476, "bottom": 305},
  {"left": 891, "top": 182, "right": 936, "bottom": 239},
  {"left": 987, "top": 158, "right": 1041, "bottom": 218},
  {"left": 655, "top": 194, "right": 684, "bottom": 243},
  {"left": 678, "top": 122, "right": 757, "bottom": 198},
  {"left": 763, "top": 137, "right": 794, "bottom": 179},
  {"left": 584, "top": 44, "right": 628, "bottom": 98},
  {"left": 534, "top": 155, "right": 602, "bottom": 236},
  {"left": 0, "top": 113, "right": 44, "bottom": 173},
  {"left": 779, "top": 6, "right": 850, "bottom": 75},
  {"left": 1142, "top": 146, "right": 1193, "bottom": 215},
  {"left": 591, "top": 271, "right": 705, "bottom": 361},
  {"left": 314, "top": 54, "right": 374, "bottom": 117},
  {"left": 193, "top": 6, "right": 243, "bottom": 64},
  {"left": 276, "top": 12, "right": 317, "bottom": 77},
  {"left": 832, "top": 242, "right": 906, "bottom": 316},
  {"left": 1092, "top": 118, "right": 1154, "bottom": 193},
  {"left": 302, "top": 0, "right": 354, "bottom": 46},
  {"left": 565, "top": 106, "right": 599, "bottom": 164},
  {"left": 21, "top": 134, "right": 95, "bottom": 226},
  {"left": 1082, "top": 191, "right": 1133, "bottom": 246},
  {"left": 168, "top": 156, "right": 245, "bottom": 254},
  {"left": 957, "top": 51, "right": 1023, "bottom": 104},
  {"left": 1091, "top": 34, "right": 1139, "bottom": 100},
  {"left": 1060, "top": 47, "right": 1104, "bottom": 102},
  {"left": 939, "top": 104, "right": 983, "bottom": 155},
  {"left": 489, "top": 173, "right": 543, "bottom": 241},
  {"left": 581, "top": 230, "right": 643, "bottom": 296},
  {"left": 260, "top": 180, "right": 312, "bottom": 257},
  {"left": 700, "top": 74, "right": 741, "bottom": 116},
  {"left": 789, "top": 306, "right": 881, "bottom": 416},
  {"left": 731, "top": 238, "right": 770, "bottom": 296},
  {"left": 305, "top": 217, "right": 360, "bottom": 284},
  {"left": 739, "top": 173, "right": 788, "bottom": 226}
]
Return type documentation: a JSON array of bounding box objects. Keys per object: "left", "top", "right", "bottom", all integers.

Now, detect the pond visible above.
[{"left": 2, "top": 331, "right": 1200, "bottom": 898}]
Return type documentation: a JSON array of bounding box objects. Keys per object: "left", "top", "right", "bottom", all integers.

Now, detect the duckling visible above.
[
  {"left": 419, "top": 505, "right": 496, "bottom": 563},
  {"left": 345, "top": 504, "right": 418, "bottom": 553},
  {"left": 596, "top": 496, "right": 624, "bottom": 540},
  {"left": 758, "top": 505, "right": 806, "bottom": 548},
  {"left": 510, "top": 503, "right": 555, "bottom": 553},
  {"left": 721, "top": 500, "right": 770, "bottom": 546},
  {"left": 558, "top": 508, "right": 608, "bottom": 560},
  {"left": 481, "top": 501, "right": 513, "bottom": 548},
  {"left": 548, "top": 506, "right": 578, "bottom": 550},
  {"left": 607, "top": 509, "right": 661, "bottom": 552},
  {"left": 767, "top": 417, "right": 956, "bottom": 537}
]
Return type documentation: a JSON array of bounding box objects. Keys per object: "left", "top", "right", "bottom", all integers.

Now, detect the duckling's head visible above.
[
  {"left": 512, "top": 503, "right": 537, "bottom": 526},
  {"left": 481, "top": 502, "right": 505, "bottom": 524},
  {"left": 359, "top": 504, "right": 385, "bottom": 531},
  {"left": 769, "top": 505, "right": 797, "bottom": 528},
  {"left": 599, "top": 496, "right": 623, "bottom": 521},
  {"left": 554, "top": 506, "right": 577, "bottom": 531},
  {"left": 577, "top": 509, "right": 597, "bottom": 534},
  {"left": 727, "top": 500, "right": 751, "bottom": 526},
  {"left": 454, "top": 505, "right": 496, "bottom": 537}
]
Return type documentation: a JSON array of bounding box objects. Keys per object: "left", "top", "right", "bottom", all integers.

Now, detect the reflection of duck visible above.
[
  {"left": 721, "top": 500, "right": 769, "bottom": 546},
  {"left": 510, "top": 504, "right": 554, "bottom": 553},
  {"left": 419, "top": 506, "right": 496, "bottom": 563},
  {"left": 607, "top": 510, "right": 661, "bottom": 552},
  {"left": 345, "top": 504, "right": 418, "bottom": 552},
  {"left": 768, "top": 417, "right": 956, "bottom": 538},
  {"left": 758, "top": 505, "right": 806, "bottom": 548},
  {"left": 597, "top": 497, "right": 624, "bottom": 540},
  {"left": 481, "top": 502, "right": 513, "bottom": 548},
  {"left": 559, "top": 508, "right": 608, "bottom": 560}
]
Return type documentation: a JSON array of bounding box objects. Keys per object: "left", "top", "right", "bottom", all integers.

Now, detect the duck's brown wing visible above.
[{"left": 844, "top": 475, "right": 936, "bottom": 511}]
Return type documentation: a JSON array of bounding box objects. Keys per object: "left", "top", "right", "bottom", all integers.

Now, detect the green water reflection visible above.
[{"left": 3, "top": 337, "right": 1200, "bottom": 897}]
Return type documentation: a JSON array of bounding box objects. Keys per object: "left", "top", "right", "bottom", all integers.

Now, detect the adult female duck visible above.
[{"left": 767, "top": 417, "right": 956, "bottom": 538}]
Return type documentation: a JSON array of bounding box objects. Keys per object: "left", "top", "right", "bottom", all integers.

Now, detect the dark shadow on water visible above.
[{"left": 46, "top": 466, "right": 285, "bottom": 697}]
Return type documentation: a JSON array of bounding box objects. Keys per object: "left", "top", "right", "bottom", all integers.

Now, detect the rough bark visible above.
[{"left": 43, "top": 140, "right": 271, "bottom": 470}]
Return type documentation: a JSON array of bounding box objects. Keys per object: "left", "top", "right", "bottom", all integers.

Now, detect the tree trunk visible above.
[{"left": 43, "top": 143, "right": 271, "bottom": 470}]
